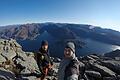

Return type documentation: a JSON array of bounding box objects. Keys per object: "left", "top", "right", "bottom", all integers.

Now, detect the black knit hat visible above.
[
  {"left": 66, "top": 42, "right": 75, "bottom": 53},
  {"left": 41, "top": 40, "right": 48, "bottom": 46}
]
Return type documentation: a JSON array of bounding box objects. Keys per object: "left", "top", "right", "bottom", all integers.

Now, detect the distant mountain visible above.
[
  {"left": 0, "top": 23, "right": 120, "bottom": 57},
  {"left": 104, "top": 49, "right": 120, "bottom": 58}
]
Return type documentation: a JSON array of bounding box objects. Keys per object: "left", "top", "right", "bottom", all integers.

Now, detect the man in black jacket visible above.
[{"left": 37, "top": 40, "right": 53, "bottom": 80}]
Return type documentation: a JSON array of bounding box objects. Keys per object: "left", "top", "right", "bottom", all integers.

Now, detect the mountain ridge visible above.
[{"left": 0, "top": 23, "right": 120, "bottom": 57}]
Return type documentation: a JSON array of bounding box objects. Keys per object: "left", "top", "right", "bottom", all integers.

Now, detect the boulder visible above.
[
  {"left": 1, "top": 49, "right": 16, "bottom": 60},
  {"left": 0, "top": 45, "right": 4, "bottom": 54},
  {"left": 82, "top": 55, "right": 96, "bottom": 61},
  {"left": 89, "top": 62, "right": 116, "bottom": 77},
  {"left": 117, "top": 75, "right": 120, "bottom": 79},
  {"left": 16, "top": 75, "right": 37, "bottom": 80},
  {"left": 0, "top": 39, "right": 18, "bottom": 60},
  {"left": 17, "top": 52, "right": 28, "bottom": 61},
  {"left": 0, "top": 55, "right": 6, "bottom": 64},
  {"left": 14, "top": 55, "right": 40, "bottom": 74},
  {"left": 48, "top": 68, "right": 58, "bottom": 76},
  {"left": 45, "top": 76, "right": 57, "bottom": 80},
  {"left": 101, "top": 60, "right": 120, "bottom": 75},
  {"left": 0, "top": 68, "right": 15, "bottom": 80},
  {"left": 21, "top": 76, "right": 37, "bottom": 80},
  {"left": 114, "top": 57, "right": 120, "bottom": 60},
  {"left": 85, "top": 70, "right": 101, "bottom": 79},
  {"left": 52, "top": 57, "right": 61, "bottom": 62},
  {"left": 103, "top": 77, "right": 117, "bottom": 80},
  {"left": 10, "top": 39, "right": 22, "bottom": 48},
  {"left": 89, "top": 54, "right": 100, "bottom": 60}
]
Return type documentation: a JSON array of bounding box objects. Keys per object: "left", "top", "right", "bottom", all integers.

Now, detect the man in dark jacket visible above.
[{"left": 37, "top": 40, "right": 53, "bottom": 80}]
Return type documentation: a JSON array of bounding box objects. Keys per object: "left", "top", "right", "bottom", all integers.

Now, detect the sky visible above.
[{"left": 0, "top": 0, "right": 120, "bottom": 31}]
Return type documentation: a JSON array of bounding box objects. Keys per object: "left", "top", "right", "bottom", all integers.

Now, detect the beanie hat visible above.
[
  {"left": 41, "top": 40, "right": 48, "bottom": 46},
  {"left": 66, "top": 42, "right": 75, "bottom": 53}
]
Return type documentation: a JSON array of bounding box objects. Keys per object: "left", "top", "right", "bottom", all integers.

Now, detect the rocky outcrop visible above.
[
  {"left": 0, "top": 39, "right": 41, "bottom": 80},
  {"left": 101, "top": 60, "right": 120, "bottom": 75},
  {"left": 81, "top": 54, "right": 120, "bottom": 80},
  {"left": 0, "top": 39, "right": 120, "bottom": 80}
]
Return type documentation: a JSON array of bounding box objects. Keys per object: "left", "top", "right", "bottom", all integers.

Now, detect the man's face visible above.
[
  {"left": 64, "top": 48, "right": 73, "bottom": 58},
  {"left": 42, "top": 45, "right": 48, "bottom": 51}
]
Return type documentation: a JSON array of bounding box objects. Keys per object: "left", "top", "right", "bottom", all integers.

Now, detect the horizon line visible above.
[{"left": 0, "top": 22, "right": 119, "bottom": 32}]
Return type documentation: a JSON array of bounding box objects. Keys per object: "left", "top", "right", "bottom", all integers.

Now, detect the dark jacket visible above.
[
  {"left": 64, "top": 59, "right": 79, "bottom": 79},
  {"left": 37, "top": 48, "right": 53, "bottom": 70},
  {"left": 64, "top": 59, "right": 85, "bottom": 80}
]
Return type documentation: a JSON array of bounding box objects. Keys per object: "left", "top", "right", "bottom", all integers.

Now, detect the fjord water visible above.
[
  {"left": 17, "top": 37, "right": 120, "bottom": 58},
  {"left": 77, "top": 38, "right": 120, "bottom": 56}
]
